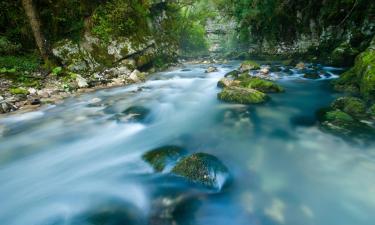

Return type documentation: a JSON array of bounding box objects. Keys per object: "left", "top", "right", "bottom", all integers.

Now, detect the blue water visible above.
[{"left": 1, "top": 62, "right": 375, "bottom": 225}]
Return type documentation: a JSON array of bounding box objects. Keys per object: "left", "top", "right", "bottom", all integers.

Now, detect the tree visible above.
[{"left": 21, "top": 0, "right": 51, "bottom": 63}]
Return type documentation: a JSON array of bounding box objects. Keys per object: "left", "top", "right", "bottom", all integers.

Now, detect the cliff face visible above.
[{"left": 222, "top": 0, "right": 375, "bottom": 66}]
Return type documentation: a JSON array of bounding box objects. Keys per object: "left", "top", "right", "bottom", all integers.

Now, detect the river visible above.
[{"left": 1, "top": 61, "right": 375, "bottom": 225}]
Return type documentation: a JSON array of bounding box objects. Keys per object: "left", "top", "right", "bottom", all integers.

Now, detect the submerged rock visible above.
[
  {"left": 303, "top": 72, "right": 321, "bottom": 79},
  {"left": 143, "top": 146, "right": 186, "bottom": 172},
  {"left": 71, "top": 201, "right": 144, "bottom": 225},
  {"left": 110, "top": 106, "right": 151, "bottom": 123},
  {"left": 171, "top": 153, "right": 229, "bottom": 189},
  {"left": 239, "top": 60, "right": 260, "bottom": 72},
  {"left": 218, "top": 86, "right": 268, "bottom": 104}
]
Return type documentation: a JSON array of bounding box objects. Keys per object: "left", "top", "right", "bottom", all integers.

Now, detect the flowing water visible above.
[{"left": 1, "top": 61, "right": 375, "bottom": 225}]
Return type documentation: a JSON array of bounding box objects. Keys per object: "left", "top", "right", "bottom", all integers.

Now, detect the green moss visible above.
[
  {"left": 218, "top": 86, "right": 268, "bottom": 104},
  {"left": 51, "top": 67, "right": 63, "bottom": 76},
  {"left": 9, "top": 87, "right": 29, "bottom": 95},
  {"left": 370, "top": 104, "right": 375, "bottom": 117},
  {"left": 239, "top": 77, "right": 284, "bottom": 93},
  {"left": 171, "top": 153, "right": 229, "bottom": 189},
  {"left": 142, "top": 146, "right": 185, "bottom": 172},
  {"left": 239, "top": 60, "right": 260, "bottom": 72},
  {"left": 331, "top": 97, "right": 367, "bottom": 118},
  {"left": 324, "top": 110, "right": 354, "bottom": 123}
]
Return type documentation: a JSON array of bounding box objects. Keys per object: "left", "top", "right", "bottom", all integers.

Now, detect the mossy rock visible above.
[
  {"left": 331, "top": 97, "right": 367, "bottom": 119},
  {"left": 217, "top": 78, "right": 240, "bottom": 88},
  {"left": 238, "top": 77, "right": 284, "bottom": 93},
  {"left": 9, "top": 87, "right": 29, "bottom": 95},
  {"left": 333, "top": 41, "right": 375, "bottom": 101},
  {"left": 239, "top": 60, "right": 260, "bottom": 72},
  {"left": 224, "top": 70, "right": 240, "bottom": 78},
  {"left": 329, "top": 42, "right": 359, "bottom": 66},
  {"left": 171, "top": 153, "right": 229, "bottom": 189},
  {"left": 218, "top": 86, "right": 268, "bottom": 104},
  {"left": 303, "top": 72, "right": 321, "bottom": 80},
  {"left": 370, "top": 104, "right": 375, "bottom": 118},
  {"left": 317, "top": 108, "right": 375, "bottom": 141},
  {"left": 71, "top": 201, "right": 144, "bottom": 225},
  {"left": 142, "top": 146, "right": 186, "bottom": 172}
]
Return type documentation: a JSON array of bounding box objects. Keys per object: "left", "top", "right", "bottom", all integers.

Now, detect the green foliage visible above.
[
  {"left": 91, "top": 0, "right": 151, "bottom": 43},
  {"left": 0, "top": 55, "right": 40, "bottom": 72},
  {"left": 51, "top": 67, "right": 63, "bottom": 76},
  {"left": 9, "top": 87, "right": 29, "bottom": 95},
  {"left": 0, "top": 36, "right": 21, "bottom": 54}
]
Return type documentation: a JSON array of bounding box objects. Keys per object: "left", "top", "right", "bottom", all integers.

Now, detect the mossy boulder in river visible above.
[
  {"left": 331, "top": 97, "right": 367, "bottom": 118},
  {"left": 142, "top": 146, "right": 186, "bottom": 172},
  {"left": 218, "top": 86, "right": 268, "bottom": 104},
  {"left": 333, "top": 37, "right": 375, "bottom": 101},
  {"left": 224, "top": 70, "right": 240, "bottom": 78},
  {"left": 317, "top": 108, "right": 375, "bottom": 141},
  {"left": 171, "top": 153, "right": 229, "bottom": 189},
  {"left": 239, "top": 60, "right": 260, "bottom": 72},
  {"left": 238, "top": 77, "right": 284, "bottom": 93}
]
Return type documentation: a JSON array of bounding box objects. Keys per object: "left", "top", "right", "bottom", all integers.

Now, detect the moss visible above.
[
  {"left": 330, "top": 42, "right": 359, "bottom": 66},
  {"left": 324, "top": 110, "right": 354, "bottom": 123},
  {"left": 171, "top": 153, "right": 229, "bottom": 189},
  {"left": 224, "top": 70, "right": 240, "bottom": 78},
  {"left": 218, "top": 86, "right": 268, "bottom": 104},
  {"left": 51, "top": 67, "right": 63, "bottom": 76},
  {"left": 238, "top": 77, "right": 284, "bottom": 93},
  {"left": 370, "top": 104, "right": 375, "bottom": 117},
  {"left": 9, "top": 87, "right": 29, "bottom": 95},
  {"left": 142, "top": 146, "right": 186, "bottom": 172},
  {"left": 334, "top": 43, "right": 375, "bottom": 101},
  {"left": 239, "top": 60, "right": 260, "bottom": 72},
  {"left": 331, "top": 97, "right": 367, "bottom": 118}
]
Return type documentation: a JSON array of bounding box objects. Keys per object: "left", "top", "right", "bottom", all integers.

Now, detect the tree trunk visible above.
[{"left": 21, "top": 0, "right": 50, "bottom": 62}]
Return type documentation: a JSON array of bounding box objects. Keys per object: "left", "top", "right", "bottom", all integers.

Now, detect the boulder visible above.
[
  {"left": 295, "top": 62, "right": 305, "bottom": 70},
  {"left": 224, "top": 70, "right": 240, "bottom": 78},
  {"left": 331, "top": 97, "right": 367, "bottom": 118},
  {"left": 142, "top": 146, "right": 186, "bottom": 172},
  {"left": 218, "top": 86, "right": 268, "bottom": 104},
  {"left": 238, "top": 77, "right": 284, "bottom": 93},
  {"left": 76, "top": 74, "right": 89, "bottom": 88},
  {"left": 171, "top": 153, "right": 230, "bottom": 189},
  {"left": 128, "top": 70, "right": 145, "bottom": 83},
  {"left": 115, "top": 106, "right": 151, "bottom": 123},
  {"left": 239, "top": 60, "right": 260, "bottom": 72},
  {"left": 303, "top": 72, "right": 321, "bottom": 79},
  {"left": 205, "top": 66, "right": 218, "bottom": 73},
  {"left": 260, "top": 66, "right": 270, "bottom": 74},
  {"left": 217, "top": 78, "right": 240, "bottom": 88},
  {"left": 317, "top": 108, "right": 375, "bottom": 140}
]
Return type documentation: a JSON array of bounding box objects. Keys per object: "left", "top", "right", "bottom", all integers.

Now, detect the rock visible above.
[
  {"left": 331, "top": 97, "right": 367, "bottom": 119},
  {"left": 217, "top": 78, "right": 240, "bottom": 88},
  {"left": 329, "top": 42, "right": 359, "bottom": 66},
  {"left": 224, "top": 70, "right": 240, "bottom": 78},
  {"left": 128, "top": 69, "right": 145, "bottom": 83},
  {"left": 205, "top": 66, "right": 218, "bottom": 73},
  {"left": 218, "top": 86, "right": 268, "bottom": 104},
  {"left": 111, "top": 106, "right": 151, "bottom": 123},
  {"left": 295, "top": 62, "right": 305, "bottom": 70},
  {"left": 239, "top": 60, "right": 260, "bottom": 72},
  {"left": 89, "top": 98, "right": 102, "bottom": 104},
  {"left": 171, "top": 153, "right": 230, "bottom": 189},
  {"left": 76, "top": 75, "right": 88, "bottom": 88},
  {"left": 303, "top": 72, "right": 321, "bottom": 79},
  {"left": 30, "top": 98, "right": 41, "bottom": 105},
  {"left": 71, "top": 201, "right": 144, "bottom": 225},
  {"left": 260, "top": 66, "right": 270, "bottom": 74},
  {"left": 370, "top": 104, "right": 375, "bottom": 118},
  {"left": 317, "top": 108, "right": 375, "bottom": 140},
  {"left": 27, "top": 88, "right": 37, "bottom": 95},
  {"left": 237, "top": 77, "right": 284, "bottom": 93},
  {"left": 142, "top": 146, "right": 186, "bottom": 172}
]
